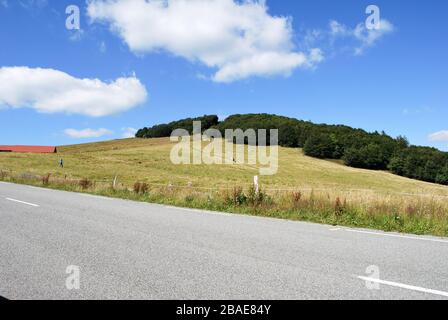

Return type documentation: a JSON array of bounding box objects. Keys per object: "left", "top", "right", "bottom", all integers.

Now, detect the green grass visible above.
[{"left": 1, "top": 137, "right": 448, "bottom": 237}]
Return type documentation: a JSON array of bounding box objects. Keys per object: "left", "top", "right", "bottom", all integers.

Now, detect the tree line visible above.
[
  {"left": 136, "top": 113, "right": 448, "bottom": 185},
  {"left": 136, "top": 115, "right": 219, "bottom": 138}
]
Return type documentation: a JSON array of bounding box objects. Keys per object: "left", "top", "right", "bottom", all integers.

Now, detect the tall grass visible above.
[{"left": 1, "top": 170, "right": 447, "bottom": 237}]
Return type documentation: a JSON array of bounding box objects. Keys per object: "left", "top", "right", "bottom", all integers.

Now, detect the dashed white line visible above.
[
  {"left": 345, "top": 228, "right": 448, "bottom": 244},
  {"left": 5, "top": 198, "right": 39, "bottom": 207},
  {"left": 357, "top": 276, "right": 448, "bottom": 298}
]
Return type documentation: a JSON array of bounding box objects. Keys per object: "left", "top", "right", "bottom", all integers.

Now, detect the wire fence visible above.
[{"left": 2, "top": 167, "right": 448, "bottom": 201}]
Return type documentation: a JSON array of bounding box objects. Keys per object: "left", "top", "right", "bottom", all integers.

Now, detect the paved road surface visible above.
[{"left": 1, "top": 181, "right": 447, "bottom": 300}]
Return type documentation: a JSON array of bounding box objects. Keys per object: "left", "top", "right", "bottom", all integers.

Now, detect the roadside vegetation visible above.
[{"left": 1, "top": 137, "right": 447, "bottom": 237}]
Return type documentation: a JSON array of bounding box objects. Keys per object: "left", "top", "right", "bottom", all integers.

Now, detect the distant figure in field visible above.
[{"left": 59, "top": 159, "right": 64, "bottom": 168}]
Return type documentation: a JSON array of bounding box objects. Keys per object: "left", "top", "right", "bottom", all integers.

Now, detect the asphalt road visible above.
[{"left": 1, "top": 181, "right": 448, "bottom": 300}]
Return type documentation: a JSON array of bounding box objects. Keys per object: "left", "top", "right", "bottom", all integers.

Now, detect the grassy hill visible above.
[
  {"left": 2, "top": 137, "right": 448, "bottom": 195},
  {"left": 1, "top": 137, "right": 448, "bottom": 236},
  {"left": 137, "top": 113, "right": 448, "bottom": 186}
]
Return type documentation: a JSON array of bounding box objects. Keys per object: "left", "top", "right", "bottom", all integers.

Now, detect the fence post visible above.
[
  {"left": 113, "top": 175, "right": 118, "bottom": 189},
  {"left": 254, "top": 175, "right": 259, "bottom": 194}
]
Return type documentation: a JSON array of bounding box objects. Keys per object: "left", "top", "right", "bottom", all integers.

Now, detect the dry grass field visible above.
[{"left": 1, "top": 137, "right": 448, "bottom": 236}]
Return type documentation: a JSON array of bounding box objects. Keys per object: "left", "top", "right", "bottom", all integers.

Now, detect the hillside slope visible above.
[
  {"left": 2, "top": 137, "right": 448, "bottom": 235},
  {"left": 1, "top": 137, "right": 447, "bottom": 198},
  {"left": 136, "top": 114, "right": 448, "bottom": 186}
]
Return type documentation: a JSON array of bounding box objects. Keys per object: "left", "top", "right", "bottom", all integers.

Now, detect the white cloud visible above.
[
  {"left": 69, "top": 29, "right": 85, "bottom": 42},
  {"left": 402, "top": 106, "right": 433, "bottom": 116},
  {"left": 429, "top": 131, "right": 448, "bottom": 142},
  {"left": 1, "top": 0, "right": 8, "bottom": 8},
  {"left": 329, "top": 19, "right": 394, "bottom": 55},
  {"left": 121, "top": 127, "right": 137, "bottom": 138},
  {"left": 213, "top": 51, "right": 306, "bottom": 83},
  {"left": 64, "top": 128, "right": 113, "bottom": 139},
  {"left": 87, "top": 0, "right": 322, "bottom": 82},
  {"left": 307, "top": 48, "right": 324, "bottom": 65},
  {"left": 329, "top": 20, "right": 348, "bottom": 36},
  {"left": 19, "top": 0, "right": 48, "bottom": 9},
  {"left": 0, "top": 66, "right": 148, "bottom": 117},
  {"left": 353, "top": 20, "right": 394, "bottom": 55}
]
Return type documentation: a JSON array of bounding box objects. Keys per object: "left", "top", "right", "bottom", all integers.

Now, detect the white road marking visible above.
[
  {"left": 162, "top": 204, "right": 234, "bottom": 217},
  {"left": 357, "top": 276, "right": 448, "bottom": 298},
  {"left": 5, "top": 198, "right": 39, "bottom": 207},
  {"left": 344, "top": 228, "right": 448, "bottom": 244},
  {"left": 329, "top": 228, "right": 341, "bottom": 231},
  {"left": 77, "top": 193, "right": 113, "bottom": 201},
  {"left": 25, "top": 185, "right": 51, "bottom": 192}
]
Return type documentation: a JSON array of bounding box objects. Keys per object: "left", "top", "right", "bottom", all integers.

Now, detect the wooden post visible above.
[{"left": 113, "top": 175, "right": 117, "bottom": 189}]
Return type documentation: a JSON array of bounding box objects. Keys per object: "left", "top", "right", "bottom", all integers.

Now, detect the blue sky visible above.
[{"left": 0, "top": 0, "right": 447, "bottom": 150}]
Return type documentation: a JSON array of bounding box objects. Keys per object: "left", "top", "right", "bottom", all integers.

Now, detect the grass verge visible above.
[{"left": 1, "top": 170, "right": 447, "bottom": 237}]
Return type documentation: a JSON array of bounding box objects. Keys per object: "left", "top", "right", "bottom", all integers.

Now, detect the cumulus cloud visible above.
[
  {"left": 121, "top": 127, "right": 137, "bottom": 138},
  {"left": 87, "top": 0, "right": 322, "bottom": 82},
  {"left": 213, "top": 51, "right": 306, "bottom": 83},
  {"left": 429, "top": 131, "right": 448, "bottom": 142},
  {"left": 64, "top": 128, "right": 113, "bottom": 139},
  {"left": 0, "top": 66, "right": 148, "bottom": 117}
]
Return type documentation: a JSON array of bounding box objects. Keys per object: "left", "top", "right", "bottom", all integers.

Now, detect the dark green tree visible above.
[
  {"left": 436, "top": 166, "right": 448, "bottom": 185},
  {"left": 303, "top": 134, "right": 336, "bottom": 159}
]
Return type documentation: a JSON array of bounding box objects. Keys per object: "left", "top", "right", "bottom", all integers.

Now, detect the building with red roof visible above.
[{"left": 0, "top": 146, "right": 57, "bottom": 153}]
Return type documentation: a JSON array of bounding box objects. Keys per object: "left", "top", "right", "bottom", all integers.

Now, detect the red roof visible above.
[{"left": 0, "top": 145, "right": 57, "bottom": 153}]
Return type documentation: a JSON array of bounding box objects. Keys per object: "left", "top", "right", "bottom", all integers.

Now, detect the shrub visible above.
[
  {"left": 42, "top": 173, "right": 51, "bottom": 186},
  {"left": 79, "top": 178, "right": 93, "bottom": 190},
  {"left": 291, "top": 191, "right": 302, "bottom": 206},
  {"left": 133, "top": 182, "right": 149, "bottom": 194},
  {"left": 133, "top": 182, "right": 142, "bottom": 194},
  {"left": 227, "top": 187, "right": 247, "bottom": 206},
  {"left": 334, "top": 197, "right": 346, "bottom": 216},
  {"left": 247, "top": 186, "right": 267, "bottom": 206}
]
